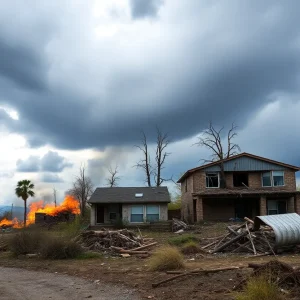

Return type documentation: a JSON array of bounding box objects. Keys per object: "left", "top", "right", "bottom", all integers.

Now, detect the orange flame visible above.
[
  {"left": 27, "top": 195, "right": 80, "bottom": 225},
  {"left": 0, "top": 217, "right": 23, "bottom": 228},
  {"left": 0, "top": 195, "right": 80, "bottom": 228}
]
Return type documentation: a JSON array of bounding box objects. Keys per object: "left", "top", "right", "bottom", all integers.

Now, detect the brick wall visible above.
[
  {"left": 191, "top": 170, "right": 296, "bottom": 193},
  {"left": 295, "top": 194, "right": 300, "bottom": 214},
  {"left": 181, "top": 176, "right": 194, "bottom": 222}
]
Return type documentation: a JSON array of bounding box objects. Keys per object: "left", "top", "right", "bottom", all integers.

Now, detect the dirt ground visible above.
[
  {"left": 1, "top": 224, "right": 300, "bottom": 300},
  {"left": 0, "top": 266, "right": 140, "bottom": 300}
]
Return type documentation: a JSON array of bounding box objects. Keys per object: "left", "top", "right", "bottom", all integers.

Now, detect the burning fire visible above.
[{"left": 0, "top": 195, "right": 80, "bottom": 228}]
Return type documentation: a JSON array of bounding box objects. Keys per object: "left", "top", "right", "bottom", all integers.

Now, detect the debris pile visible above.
[
  {"left": 201, "top": 218, "right": 281, "bottom": 255},
  {"left": 74, "top": 229, "right": 157, "bottom": 257},
  {"left": 234, "top": 260, "right": 300, "bottom": 295},
  {"left": 172, "top": 219, "right": 189, "bottom": 233}
]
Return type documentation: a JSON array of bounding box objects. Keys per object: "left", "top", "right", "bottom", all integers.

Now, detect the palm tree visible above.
[{"left": 15, "top": 180, "right": 35, "bottom": 227}]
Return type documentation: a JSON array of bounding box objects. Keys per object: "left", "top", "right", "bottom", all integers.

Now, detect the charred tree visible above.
[
  {"left": 106, "top": 165, "right": 120, "bottom": 187},
  {"left": 68, "top": 166, "right": 94, "bottom": 217},
  {"left": 196, "top": 122, "right": 240, "bottom": 188},
  {"left": 135, "top": 127, "right": 171, "bottom": 187},
  {"left": 134, "top": 131, "right": 153, "bottom": 187}
]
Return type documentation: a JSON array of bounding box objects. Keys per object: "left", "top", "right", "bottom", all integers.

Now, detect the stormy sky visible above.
[{"left": 0, "top": 0, "right": 299, "bottom": 206}]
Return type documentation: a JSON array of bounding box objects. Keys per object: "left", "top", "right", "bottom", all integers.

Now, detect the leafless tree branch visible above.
[
  {"left": 67, "top": 164, "right": 94, "bottom": 217},
  {"left": 106, "top": 165, "right": 120, "bottom": 187}
]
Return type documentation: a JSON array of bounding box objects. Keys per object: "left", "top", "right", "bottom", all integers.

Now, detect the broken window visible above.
[
  {"left": 206, "top": 173, "right": 219, "bottom": 188},
  {"left": 233, "top": 173, "right": 249, "bottom": 187}
]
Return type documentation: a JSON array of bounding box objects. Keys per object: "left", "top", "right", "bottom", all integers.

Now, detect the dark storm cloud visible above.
[
  {"left": 0, "top": 39, "right": 46, "bottom": 90},
  {"left": 129, "top": 0, "right": 163, "bottom": 19},
  {"left": 16, "top": 151, "right": 72, "bottom": 173},
  {"left": 1, "top": 0, "right": 300, "bottom": 157}
]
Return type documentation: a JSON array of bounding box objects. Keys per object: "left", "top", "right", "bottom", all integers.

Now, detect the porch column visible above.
[
  {"left": 196, "top": 197, "right": 203, "bottom": 221},
  {"left": 259, "top": 196, "right": 267, "bottom": 216},
  {"left": 287, "top": 196, "right": 295, "bottom": 213},
  {"left": 90, "top": 204, "right": 96, "bottom": 226},
  {"left": 295, "top": 194, "right": 300, "bottom": 214}
]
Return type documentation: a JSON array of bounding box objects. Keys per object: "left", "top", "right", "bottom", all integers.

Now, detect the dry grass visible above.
[
  {"left": 235, "top": 276, "right": 284, "bottom": 300},
  {"left": 181, "top": 241, "right": 202, "bottom": 255},
  {"left": 148, "top": 246, "right": 184, "bottom": 271},
  {"left": 39, "top": 237, "right": 83, "bottom": 259}
]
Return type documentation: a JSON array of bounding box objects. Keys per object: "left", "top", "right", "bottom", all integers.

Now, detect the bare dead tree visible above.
[
  {"left": 67, "top": 165, "right": 94, "bottom": 217},
  {"left": 106, "top": 165, "right": 120, "bottom": 187},
  {"left": 135, "top": 128, "right": 171, "bottom": 187},
  {"left": 134, "top": 131, "right": 152, "bottom": 186},
  {"left": 154, "top": 127, "right": 171, "bottom": 186},
  {"left": 195, "top": 122, "right": 241, "bottom": 188}
]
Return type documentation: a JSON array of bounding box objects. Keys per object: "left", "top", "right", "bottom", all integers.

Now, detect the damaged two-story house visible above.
[{"left": 178, "top": 152, "right": 300, "bottom": 222}]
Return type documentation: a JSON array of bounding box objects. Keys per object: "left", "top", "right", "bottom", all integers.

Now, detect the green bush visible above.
[
  {"left": 57, "top": 216, "right": 85, "bottom": 238},
  {"left": 181, "top": 241, "right": 202, "bottom": 254},
  {"left": 168, "top": 234, "right": 198, "bottom": 246},
  {"left": 113, "top": 217, "right": 129, "bottom": 229},
  {"left": 9, "top": 230, "right": 45, "bottom": 256},
  {"left": 235, "top": 276, "right": 283, "bottom": 300},
  {"left": 39, "top": 237, "right": 83, "bottom": 259},
  {"left": 148, "top": 246, "right": 184, "bottom": 271}
]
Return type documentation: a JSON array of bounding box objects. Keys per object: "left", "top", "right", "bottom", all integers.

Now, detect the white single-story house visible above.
[{"left": 88, "top": 186, "right": 171, "bottom": 225}]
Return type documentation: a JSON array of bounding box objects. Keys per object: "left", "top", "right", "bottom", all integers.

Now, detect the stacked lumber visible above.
[
  {"left": 201, "top": 218, "right": 277, "bottom": 255},
  {"left": 0, "top": 239, "right": 8, "bottom": 251},
  {"left": 75, "top": 229, "right": 157, "bottom": 256}
]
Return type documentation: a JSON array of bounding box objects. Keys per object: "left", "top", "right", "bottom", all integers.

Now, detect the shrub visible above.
[
  {"left": 168, "top": 234, "right": 198, "bottom": 246},
  {"left": 9, "top": 230, "right": 45, "bottom": 256},
  {"left": 57, "top": 216, "right": 85, "bottom": 238},
  {"left": 235, "top": 276, "right": 283, "bottom": 300},
  {"left": 39, "top": 237, "right": 83, "bottom": 259},
  {"left": 181, "top": 241, "right": 202, "bottom": 255},
  {"left": 113, "top": 217, "right": 129, "bottom": 229},
  {"left": 148, "top": 246, "right": 184, "bottom": 271}
]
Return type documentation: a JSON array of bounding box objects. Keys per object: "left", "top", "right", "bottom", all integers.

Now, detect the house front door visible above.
[{"left": 96, "top": 204, "right": 105, "bottom": 223}]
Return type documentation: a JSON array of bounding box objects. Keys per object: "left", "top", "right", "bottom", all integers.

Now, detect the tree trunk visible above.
[{"left": 24, "top": 198, "right": 27, "bottom": 227}]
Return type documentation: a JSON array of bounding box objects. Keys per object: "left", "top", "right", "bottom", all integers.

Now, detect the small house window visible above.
[
  {"left": 130, "top": 205, "right": 144, "bottom": 222},
  {"left": 206, "top": 173, "right": 219, "bottom": 188},
  {"left": 146, "top": 205, "right": 159, "bottom": 222},
  {"left": 262, "top": 171, "right": 284, "bottom": 187},
  {"left": 262, "top": 172, "right": 272, "bottom": 187},
  {"left": 273, "top": 171, "right": 284, "bottom": 186},
  {"left": 109, "top": 212, "right": 117, "bottom": 220}
]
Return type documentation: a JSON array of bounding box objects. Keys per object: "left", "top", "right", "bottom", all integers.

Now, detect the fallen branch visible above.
[
  {"left": 152, "top": 267, "right": 242, "bottom": 288},
  {"left": 131, "top": 242, "right": 158, "bottom": 251}
]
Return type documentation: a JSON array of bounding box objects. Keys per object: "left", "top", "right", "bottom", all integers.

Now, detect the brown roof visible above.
[
  {"left": 193, "top": 188, "right": 300, "bottom": 197},
  {"left": 177, "top": 152, "right": 300, "bottom": 183},
  {"left": 88, "top": 186, "right": 171, "bottom": 204}
]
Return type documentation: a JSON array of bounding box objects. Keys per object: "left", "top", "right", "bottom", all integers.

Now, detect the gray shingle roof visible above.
[{"left": 88, "top": 186, "right": 171, "bottom": 204}]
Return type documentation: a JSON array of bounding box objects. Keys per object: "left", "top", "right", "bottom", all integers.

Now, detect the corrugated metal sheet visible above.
[
  {"left": 253, "top": 213, "right": 300, "bottom": 246},
  {"left": 205, "top": 156, "right": 287, "bottom": 172}
]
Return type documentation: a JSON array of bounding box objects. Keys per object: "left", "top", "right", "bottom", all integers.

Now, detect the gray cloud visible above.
[
  {"left": 129, "top": 0, "right": 163, "bottom": 19},
  {"left": 16, "top": 156, "right": 40, "bottom": 172},
  {"left": 16, "top": 151, "right": 72, "bottom": 173},
  {"left": 0, "top": 0, "right": 299, "bottom": 170},
  {"left": 40, "top": 173, "right": 64, "bottom": 183}
]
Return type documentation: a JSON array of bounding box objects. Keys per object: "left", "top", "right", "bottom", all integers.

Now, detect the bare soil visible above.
[{"left": 1, "top": 224, "right": 300, "bottom": 299}]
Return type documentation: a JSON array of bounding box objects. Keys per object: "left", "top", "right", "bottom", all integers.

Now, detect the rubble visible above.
[
  {"left": 172, "top": 219, "right": 189, "bottom": 232},
  {"left": 200, "top": 217, "right": 298, "bottom": 255},
  {"left": 74, "top": 229, "right": 157, "bottom": 256}
]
